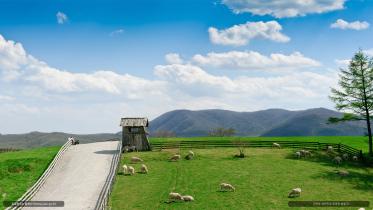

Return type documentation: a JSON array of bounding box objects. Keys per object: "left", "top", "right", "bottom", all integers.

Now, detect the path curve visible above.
[{"left": 23, "top": 141, "right": 120, "bottom": 210}]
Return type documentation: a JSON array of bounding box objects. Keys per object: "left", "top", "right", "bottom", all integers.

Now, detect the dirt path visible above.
[{"left": 23, "top": 141, "right": 120, "bottom": 210}]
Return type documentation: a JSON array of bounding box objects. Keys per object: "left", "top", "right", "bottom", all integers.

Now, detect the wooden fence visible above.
[
  {"left": 0, "top": 148, "right": 21, "bottom": 153},
  {"left": 94, "top": 140, "right": 122, "bottom": 210},
  {"left": 5, "top": 140, "right": 72, "bottom": 210},
  {"left": 151, "top": 140, "right": 363, "bottom": 158}
]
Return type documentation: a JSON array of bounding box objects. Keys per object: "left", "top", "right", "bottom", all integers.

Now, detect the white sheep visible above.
[
  {"left": 352, "top": 155, "right": 358, "bottom": 161},
  {"left": 327, "top": 146, "right": 333, "bottom": 153},
  {"left": 358, "top": 208, "right": 365, "bottom": 210},
  {"left": 333, "top": 156, "right": 342, "bottom": 165},
  {"left": 342, "top": 153, "right": 349, "bottom": 160},
  {"left": 131, "top": 156, "right": 143, "bottom": 163},
  {"left": 170, "top": 154, "right": 181, "bottom": 161},
  {"left": 182, "top": 195, "right": 194, "bottom": 202},
  {"left": 140, "top": 164, "right": 148, "bottom": 174},
  {"left": 122, "top": 164, "right": 128, "bottom": 174},
  {"left": 169, "top": 192, "right": 183, "bottom": 201},
  {"left": 185, "top": 150, "right": 195, "bottom": 160},
  {"left": 303, "top": 150, "right": 311, "bottom": 157},
  {"left": 295, "top": 151, "right": 301, "bottom": 159},
  {"left": 128, "top": 166, "right": 135, "bottom": 175},
  {"left": 272, "top": 143, "right": 281, "bottom": 149},
  {"left": 220, "top": 183, "right": 235, "bottom": 192},
  {"left": 288, "top": 188, "right": 301, "bottom": 198}
]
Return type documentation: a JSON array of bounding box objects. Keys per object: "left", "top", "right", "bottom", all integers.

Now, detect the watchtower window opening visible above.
[{"left": 129, "top": 127, "right": 139, "bottom": 133}]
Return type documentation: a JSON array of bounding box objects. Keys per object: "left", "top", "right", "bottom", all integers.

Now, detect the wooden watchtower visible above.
[{"left": 120, "top": 117, "right": 151, "bottom": 151}]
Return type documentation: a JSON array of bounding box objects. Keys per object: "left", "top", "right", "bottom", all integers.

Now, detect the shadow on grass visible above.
[
  {"left": 285, "top": 150, "right": 373, "bottom": 192},
  {"left": 312, "top": 169, "right": 373, "bottom": 192}
]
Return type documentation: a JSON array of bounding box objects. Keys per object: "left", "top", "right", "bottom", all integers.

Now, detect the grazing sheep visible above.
[
  {"left": 295, "top": 151, "right": 301, "bottom": 159},
  {"left": 220, "top": 183, "right": 235, "bottom": 192},
  {"left": 122, "top": 164, "right": 128, "bottom": 174},
  {"left": 182, "top": 195, "right": 194, "bottom": 202},
  {"left": 131, "top": 156, "right": 143, "bottom": 163},
  {"left": 272, "top": 143, "right": 281, "bottom": 149},
  {"left": 358, "top": 208, "right": 365, "bottom": 210},
  {"left": 303, "top": 150, "right": 311, "bottom": 157},
  {"left": 128, "top": 166, "right": 135, "bottom": 175},
  {"left": 333, "top": 156, "right": 342, "bottom": 165},
  {"left": 337, "top": 170, "right": 349, "bottom": 177},
  {"left": 129, "top": 145, "right": 137, "bottom": 152},
  {"left": 352, "top": 155, "right": 358, "bottom": 161},
  {"left": 140, "top": 164, "right": 148, "bottom": 174},
  {"left": 185, "top": 150, "right": 195, "bottom": 160},
  {"left": 327, "top": 146, "right": 333, "bottom": 153},
  {"left": 288, "top": 188, "right": 301, "bottom": 198},
  {"left": 342, "top": 153, "right": 349, "bottom": 160},
  {"left": 170, "top": 154, "right": 181, "bottom": 161},
  {"left": 169, "top": 192, "right": 183, "bottom": 201}
]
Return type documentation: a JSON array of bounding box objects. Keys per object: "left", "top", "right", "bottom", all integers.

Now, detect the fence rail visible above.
[
  {"left": 94, "top": 140, "right": 122, "bottom": 210},
  {"left": 5, "top": 140, "right": 72, "bottom": 210},
  {"left": 151, "top": 140, "right": 363, "bottom": 158},
  {"left": 0, "top": 148, "right": 21, "bottom": 153}
]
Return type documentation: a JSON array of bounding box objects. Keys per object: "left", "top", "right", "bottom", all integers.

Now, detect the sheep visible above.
[
  {"left": 358, "top": 208, "right": 365, "bottom": 210},
  {"left": 129, "top": 145, "right": 137, "bottom": 152},
  {"left": 333, "top": 156, "right": 342, "bottom": 165},
  {"left": 170, "top": 154, "right": 181, "bottom": 161},
  {"left": 169, "top": 192, "right": 183, "bottom": 201},
  {"left": 342, "top": 153, "right": 349, "bottom": 160},
  {"left": 352, "top": 155, "right": 358, "bottom": 161},
  {"left": 337, "top": 170, "right": 349, "bottom": 177},
  {"left": 303, "top": 150, "right": 311, "bottom": 157},
  {"left": 128, "top": 166, "right": 135, "bottom": 175},
  {"left": 140, "top": 164, "right": 148, "bottom": 174},
  {"left": 122, "top": 164, "right": 128, "bottom": 174},
  {"left": 131, "top": 156, "right": 143, "bottom": 163},
  {"left": 220, "top": 183, "right": 235, "bottom": 192},
  {"left": 272, "top": 143, "right": 281, "bottom": 149},
  {"left": 182, "top": 195, "right": 194, "bottom": 202},
  {"left": 327, "top": 146, "right": 333, "bottom": 153},
  {"left": 295, "top": 151, "right": 301, "bottom": 159},
  {"left": 185, "top": 150, "right": 194, "bottom": 160},
  {"left": 288, "top": 188, "right": 301, "bottom": 198}
]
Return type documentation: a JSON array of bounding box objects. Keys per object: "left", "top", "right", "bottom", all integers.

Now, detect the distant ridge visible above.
[
  {"left": 149, "top": 108, "right": 366, "bottom": 137},
  {"left": 0, "top": 132, "right": 120, "bottom": 149}
]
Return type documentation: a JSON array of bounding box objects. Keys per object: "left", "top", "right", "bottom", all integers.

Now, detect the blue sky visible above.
[{"left": 1, "top": 0, "right": 373, "bottom": 133}]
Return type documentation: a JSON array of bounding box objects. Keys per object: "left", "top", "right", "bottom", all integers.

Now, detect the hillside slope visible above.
[{"left": 149, "top": 108, "right": 366, "bottom": 137}]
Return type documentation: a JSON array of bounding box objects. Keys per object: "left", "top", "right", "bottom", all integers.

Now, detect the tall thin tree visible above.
[{"left": 329, "top": 50, "right": 373, "bottom": 156}]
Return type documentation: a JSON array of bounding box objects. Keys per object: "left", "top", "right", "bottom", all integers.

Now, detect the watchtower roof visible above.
[{"left": 120, "top": 118, "right": 148, "bottom": 127}]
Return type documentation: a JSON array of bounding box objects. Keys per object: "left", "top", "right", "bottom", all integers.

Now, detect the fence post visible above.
[
  {"left": 338, "top": 143, "right": 341, "bottom": 153},
  {"left": 359, "top": 150, "right": 363, "bottom": 161}
]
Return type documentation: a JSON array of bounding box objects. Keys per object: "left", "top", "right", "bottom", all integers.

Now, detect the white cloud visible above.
[
  {"left": 209, "top": 21, "right": 289, "bottom": 46},
  {"left": 222, "top": 0, "right": 346, "bottom": 18},
  {"left": 363, "top": 49, "right": 373, "bottom": 57},
  {"left": 56, "top": 12, "right": 68, "bottom": 24},
  {"left": 110, "top": 29, "right": 124, "bottom": 36},
  {"left": 0, "top": 34, "right": 337, "bottom": 133},
  {"left": 331, "top": 19, "right": 370, "bottom": 30},
  {"left": 165, "top": 53, "right": 184, "bottom": 64},
  {"left": 335, "top": 59, "right": 350, "bottom": 67},
  {"left": 192, "top": 51, "right": 321, "bottom": 71}
]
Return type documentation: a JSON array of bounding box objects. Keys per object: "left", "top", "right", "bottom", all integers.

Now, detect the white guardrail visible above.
[
  {"left": 94, "top": 140, "right": 122, "bottom": 210},
  {"left": 6, "top": 140, "right": 72, "bottom": 210}
]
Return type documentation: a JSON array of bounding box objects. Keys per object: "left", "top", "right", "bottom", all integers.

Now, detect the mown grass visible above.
[
  {"left": 0, "top": 146, "right": 60, "bottom": 209},
  {"left": 150, "top": 136, "right": 369, "bottom": 152},
  {"left": 109, "top": 148, "right": 373, "bottom": 210}
]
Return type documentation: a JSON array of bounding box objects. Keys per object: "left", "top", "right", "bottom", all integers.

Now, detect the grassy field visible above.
[
  {"left": 150, "top": 136, "right": 369, "bottom": 152},
  {"left": 109, "top": 148, "right": 373, "bottom": 210},
  {"left": 0, "top": 146, "right": 60, "bottom": 209}
]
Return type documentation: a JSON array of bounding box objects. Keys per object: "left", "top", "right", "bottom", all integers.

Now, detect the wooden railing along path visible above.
[
  {"left": 6, "top": 140, "right": 73, "bottom": 210},
  {"left": 94, "top": 140, "right": 122, "bottom": 210}
]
